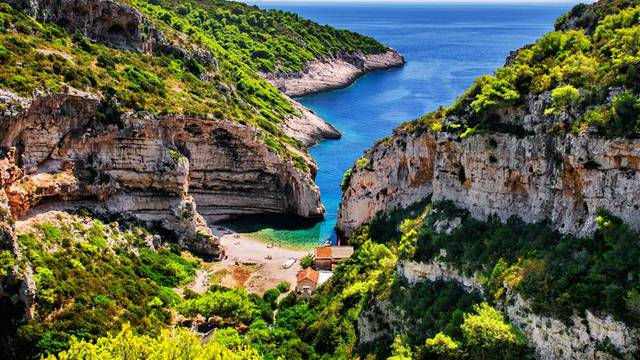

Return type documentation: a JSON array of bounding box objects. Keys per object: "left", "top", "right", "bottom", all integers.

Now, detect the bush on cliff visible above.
[
  {"left": 406, "top": 1, "right": 640, "bottom": 139},
  {"left": 47, "top": 323, "right": 260, "bottom": 360},
  {"left": 412, "top": 202, "right": 640, "bottom": 326},
  {"left": 12, "top": 214, "right": 198, "bottom": 358}
]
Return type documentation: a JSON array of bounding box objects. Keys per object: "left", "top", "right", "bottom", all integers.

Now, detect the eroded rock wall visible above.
[
  {"left": 8, "top": 0, "right": 166, "bottom": 53},
  {"left": 0, "top": 92, "right": 324, "bottom": 256},
  {"left": 337, "top": 129, "right": 640, "bottom": 239},
  {"left": 0, "top": 153, "right": 36, "bottom": 357}
]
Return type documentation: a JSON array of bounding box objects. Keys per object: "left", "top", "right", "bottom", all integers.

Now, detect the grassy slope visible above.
[{"left": 130, "top": 0, "right": 388, "bottom": 73}]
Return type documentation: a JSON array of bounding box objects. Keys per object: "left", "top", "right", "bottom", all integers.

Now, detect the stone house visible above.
[{"left": 296, "top": 267, "right": 319, "bottom": 299}]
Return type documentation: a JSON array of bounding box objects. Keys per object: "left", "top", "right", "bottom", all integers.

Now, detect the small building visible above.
[
  {"left": 314, "top": 246, "right": 354, "bottom": 271},
  {"left": 296, "top": 267, "right": 319, "bottom": 299}
]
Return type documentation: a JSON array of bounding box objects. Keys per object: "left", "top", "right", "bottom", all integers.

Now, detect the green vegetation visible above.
[
  {"left": 403, "top": 0, "right": 640, "bottom": 138},
  {"left": 393, "top": 302, "right": 529, "bottom": 360},
  {"left": 299, "top": 254, "right": 314, "bottom": 269},
  {"left": 456, "top": 303, "right": 528, "bottom": 359},
  {"left": 179, "top": 286, "right": 268, "bottom": 324},
  {"left": 412, "top": 202, "right": 640, "bottom": 326},
  {"left": 354, "top": 156, "right": 370, "bottom": 171},
  {"left": 389, "top": 279, "right": 482, "bottom": 349},
  {"left": 12, "top": 214, "right": 198, "bottom": 358},
  {"left": 340, "top": 168, "right": 353, "bottom": 191},
  {"left": 545, "top": 84, "right": 581, "bottom": 115},
  {"left": 128, "top": 0, "right": 387, "bottom": 73},
  {"left": 48, "top": 323, "right": 260, "bottom": 360},
  {"left": 276, "top": 281, "right": 291, "bottom": 293}
]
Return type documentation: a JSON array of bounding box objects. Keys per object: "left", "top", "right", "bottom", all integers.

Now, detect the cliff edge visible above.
[{"left": 263, "top": 49, "right": 405, "bottom": 97}]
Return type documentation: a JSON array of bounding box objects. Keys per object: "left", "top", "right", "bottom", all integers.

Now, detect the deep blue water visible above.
[{"left": 227, "top": 2, "right": 576, "bottom": 248}]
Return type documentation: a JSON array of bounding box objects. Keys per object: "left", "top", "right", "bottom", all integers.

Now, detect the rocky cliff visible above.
[
  {"left": 337, "top": 1, "right": 640, "bottom": 358},
  {"left": 0, "top": 91, "right": 326, "bottom": 257},
  {"left": 337, "top": 129, "right": 640, "bottom": 239},
  {"left": 263, "top": 50, "right": 405, "bottom": 97},
  {"left": 0, "top": 0, "right": 374, "bottom": 258},
  {"left": 8, "top": 0, "right": 185, "bottom": 57},
  {"left": 0, "top": 150, "right": 36, "bottom": 356}
]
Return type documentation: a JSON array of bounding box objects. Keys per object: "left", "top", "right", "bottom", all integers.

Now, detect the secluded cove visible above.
[{"left": 225, "top": 2, "right": 575, "bottom": 248}]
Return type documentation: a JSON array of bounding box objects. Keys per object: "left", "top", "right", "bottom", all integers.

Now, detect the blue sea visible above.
[{"left": 226, "top": 2, "right": 577, "bottom": 248}]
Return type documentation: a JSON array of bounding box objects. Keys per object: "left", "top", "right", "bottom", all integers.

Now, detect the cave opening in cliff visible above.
[{"left": 104, "top": 23, "right": 131, "bottom": 47}]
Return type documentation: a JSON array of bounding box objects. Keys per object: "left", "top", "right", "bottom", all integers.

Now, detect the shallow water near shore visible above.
[{"left": 226, "top": 2, "right": 576, "bottom": 248}]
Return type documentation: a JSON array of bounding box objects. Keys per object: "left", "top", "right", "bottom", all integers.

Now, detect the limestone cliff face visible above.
[
  {"left": 0, "top": 92, "right": 324, "bottom": 256},
  {"left": 395, "top": 260, "right": 640, "bottom": 359},
  {"left": 263, "top": 50, "right": 405, "bottom": 97},
  {"left": 7, "top": 0, "right": 176, "bottom": 56},
  {"left": 0, "top": 153, "right": 36, "bottom": 356},
  {"left": 337, "top": 129, "right": 640, "bottom": 239}
]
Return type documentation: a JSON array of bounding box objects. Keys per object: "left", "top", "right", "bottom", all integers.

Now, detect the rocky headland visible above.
[
  {"left": 0, "top": 90, "right": 332, "bottom": 257},
  {"left": 263, "top": 49, "right": 405, "bottom": 97},
  {"left": 0, "top": 0, "right": 407, "bottom": 261}
]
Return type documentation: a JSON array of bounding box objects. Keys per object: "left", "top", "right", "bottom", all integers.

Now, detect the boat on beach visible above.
[{"left": 282, "top": 257, "right": 297, "bottom": 269}]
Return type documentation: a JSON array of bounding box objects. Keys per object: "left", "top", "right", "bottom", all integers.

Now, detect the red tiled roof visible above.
[
  {"left": 315, "top": 246, "right": 332, "bottom": 258},
  {"left": 297, "top": 268, "right": 319, "bottom": 284},
  {"left": 315, "top": 246, "right": 354, "bottom": 259}
]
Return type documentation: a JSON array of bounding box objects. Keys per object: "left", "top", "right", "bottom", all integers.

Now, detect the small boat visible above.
[{"left": 282, "top": 257, "right": 296, "bottom": 269}]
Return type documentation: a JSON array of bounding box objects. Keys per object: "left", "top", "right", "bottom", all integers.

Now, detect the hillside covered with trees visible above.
[{"left": 4, "top": 0, "right": 640, "bottom": 359}]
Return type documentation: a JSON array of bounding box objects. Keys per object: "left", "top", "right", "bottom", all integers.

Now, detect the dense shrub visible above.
[
  {"left": 414, "top": 202, "right": 640, "bottom": 325},
  {"left": 178, "top": 287, "right": 259, "bottom": 324},
  {"left": 12, "top": 215, "right": 197, "bottom": 359},
  {"left": 47, "top": 323, "right": 260, "bottom": 360}
]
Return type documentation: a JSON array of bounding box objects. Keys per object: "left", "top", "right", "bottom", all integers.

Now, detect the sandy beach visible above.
[{"left": 187, "top": 227, "right": 313, "bottom": 295}]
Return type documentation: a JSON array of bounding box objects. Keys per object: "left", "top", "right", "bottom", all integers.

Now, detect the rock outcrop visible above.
[
  {"left": 0, "top": 153, "right": 36, "bottom": 357},
  {"left": 283, "top": 97, "right": 341, "bottom": 147},
  {"left": 0, "top": 91, "right": 325, "bottom": 257},
  {"left": 397, "top": 260, "right": 640, "bottom": 359},
  {"left": 337, "top": 129, "right": 640, "bottom": 239},
  {"left": 8, "top": 0, "right": 166, "bottom": 53},
  {"left": 7, "top": 0, "right": 218, "bottom": 68},
  {"left": 263, "top": 50, "right": 405, "bottom": 97}
]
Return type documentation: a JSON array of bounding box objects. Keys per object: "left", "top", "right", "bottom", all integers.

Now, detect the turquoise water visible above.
[{"left": 226, "top": 2, "right": 576, "bottom": 248}]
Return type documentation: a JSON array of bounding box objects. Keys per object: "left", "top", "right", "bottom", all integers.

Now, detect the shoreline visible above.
[
  {"left": 248, "top": 49, "right": 405, "bottom": 247},
  {"left": 264, "top": 49, "right": 406, "bottom": 99},
  {"left": 207, "top": 226, "right": 313, "bottom": 294}
]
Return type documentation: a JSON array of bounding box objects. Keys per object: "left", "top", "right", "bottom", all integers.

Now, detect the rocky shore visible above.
[
  {"left": 263, "top": 49, "right": 405, "bottom": 98},
  {"left": 284, "top": 97, "right": 342, "bottom": 147}
]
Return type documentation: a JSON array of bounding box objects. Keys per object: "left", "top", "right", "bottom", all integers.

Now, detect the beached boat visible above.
[{"left": 282, "top": 257, "right": 296, "bottom": 269}]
